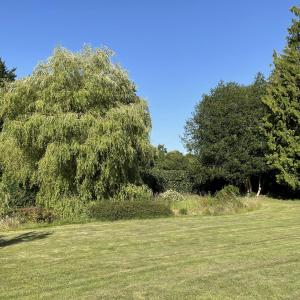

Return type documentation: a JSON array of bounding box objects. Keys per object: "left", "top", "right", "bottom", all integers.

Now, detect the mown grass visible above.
[{"left": 1, "top": 198, "right": 300, "bottom": 299}]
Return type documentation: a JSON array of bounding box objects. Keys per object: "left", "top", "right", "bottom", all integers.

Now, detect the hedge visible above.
[
  {"left": 89, "top": 200, "right": 173, "bottom": 221},
  {"left": 143, "top": 169, "right": 193, "bottom": 193}
]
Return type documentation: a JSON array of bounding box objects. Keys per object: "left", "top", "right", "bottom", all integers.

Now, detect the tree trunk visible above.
[
  {"left": 256, "top": 176, "right": 262, "bottom": 197},
  {"left": 246, "top": 177, "right": 252, "bottom": 197},
  {"left": 249, "top": 177, "right": 253, "bottom": 194}
]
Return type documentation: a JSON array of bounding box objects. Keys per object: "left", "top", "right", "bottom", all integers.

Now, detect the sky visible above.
[{"left": 1, "top": 0, "right": 297, "bottom": 152}]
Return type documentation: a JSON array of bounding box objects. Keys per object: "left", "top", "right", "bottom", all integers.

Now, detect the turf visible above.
[{"left": 1, "top": 198, "right": 300, "bottom": 299}]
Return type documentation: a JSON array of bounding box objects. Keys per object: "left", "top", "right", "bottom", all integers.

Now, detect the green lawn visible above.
[{"left": 1, "top": 198, "right": 300, "bottom": 299}]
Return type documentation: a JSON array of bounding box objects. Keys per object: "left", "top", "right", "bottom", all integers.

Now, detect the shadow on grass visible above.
[{"left": 0, "top": 231, "right": 53, "bottom": 248}]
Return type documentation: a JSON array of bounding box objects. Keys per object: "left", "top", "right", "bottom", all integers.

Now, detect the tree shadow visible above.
[{"left": 0, "top": 231, "right": 53, "bottom": 248}]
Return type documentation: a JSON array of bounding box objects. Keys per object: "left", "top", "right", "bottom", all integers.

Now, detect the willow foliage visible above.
[{"left": 0, "top": 47, "right": 152, "bottom": 212}]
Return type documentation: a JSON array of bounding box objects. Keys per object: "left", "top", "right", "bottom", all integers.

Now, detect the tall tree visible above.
[
  {"left": 0, "top": 58, "right": 16, "bottom": 86},
  {"left": 184, "top": 76, "right": 268, "bottom": 193},
  {"left": 263, "top": 6, "right": 300, "bottom": 190},
  {"left": 0, "top": 47, "right": 152, "bottom": 214}
]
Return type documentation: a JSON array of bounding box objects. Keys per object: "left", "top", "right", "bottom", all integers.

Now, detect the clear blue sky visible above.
[{"left": 1, "top": 0, "right": 297, "bottom": 152}]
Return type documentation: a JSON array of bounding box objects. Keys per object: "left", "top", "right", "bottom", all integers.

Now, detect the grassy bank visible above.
[
  {"left": 171, "top": 194, "right": 261, "bottom": 216},
  {"left": 1, "top": 198, "right": 300, "bottom": 299}
]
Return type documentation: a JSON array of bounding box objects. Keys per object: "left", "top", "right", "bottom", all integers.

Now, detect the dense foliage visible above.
[
  {"left": 202, "top": 185, "right": 246, "bottom": 215},
  {"left": 263, "top": 6, "right": 300, "bottom": 190},
  {"left": 158, "top": 189, "right": 185, "bottom": 202},
  {"left": 0, "top": 58, "right": 16, "bottom": 87},
  {"left": 144, "top": 168, "right": 193, "bottom": 193},
  {"left": 155, "top": 147, "right": 191, "bottom": 170},
  {"left": 183, "top": 75, "right": 268, "bottom": 193},
  {"left": 114, "top": 184, "right": 152, "bottom": 202},
  {"left": 89, "top": 200, "right": 173, "bottom": 221},
  {"left": 142, "top": 146, "right": 196, "bottom": 193},
  {"left": 0, "top": 47, "right": 152, "bottom": 216},
  {"left": 14, "top": 206, "right": 54, "bottom": 223},
  {"left": 1, "top": 6, "right": 299, "bottom": 224}
]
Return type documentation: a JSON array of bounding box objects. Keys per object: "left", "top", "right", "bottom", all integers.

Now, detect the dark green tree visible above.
[
  {"left": 263, "top": 6, "right": 300, "bottom": 190},
  {"left": 142, "top": 146, "right": 196, "bottom": 194},
  {"left": 157, "top": 144, "right": 167, "bottom": 154},
  {"left": 0, "top": 59, "right": 16, "bottom": 131},
  {"left": 184, "top": 76, "right": 268, "bottom": 194},
  {"left": 0, "top": 58, "right": 16, "bottom": 86},
  {"left": 155, "top": 148, "right": 190, "bottom": 170}
]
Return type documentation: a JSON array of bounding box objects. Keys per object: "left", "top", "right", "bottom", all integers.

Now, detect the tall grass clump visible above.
[
  {"left": 171, "top": 185, "right": 261, "bottom": 216},
  {"left": 114, "top": 184, "right": 153, "bottom": 202},
  {"left": 202, "top": 185, "right": 244, "bottom": 215}
]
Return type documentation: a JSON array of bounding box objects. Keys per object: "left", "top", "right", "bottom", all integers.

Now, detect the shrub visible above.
[
  {"left": 144, "top": 169, "right": 193, "bottom": 193},
  {"left": 141, "top": 171, "right": 165, "bottom": 194},
  {"left": 159, "top": 190, "right": 184, "bottom": 202},
  {"left": 14, "top": 206, "right": 54, "bottom": 223},
  {"left": 0, "top": 216, "right": 20, "bottom": 230},
  {"left": 214, "top": 185, "right": 242, "bottom": 208},
  {"left": 47, "top": 196, "right": 89, "bottom": 220},
  {"left": 215, "top": 185, "right": 240, "bottom": 198},
  {"left": 0, "top": 179, "right": 37, "bottom": 217},
  {"left": 89, "top": 200, "right": 173, "bottom": 221},
  {"left": 114, "top": 184, "right": 153, "bottom": 202},
  {"left": 201, "top": 185, "right": 245, "bottom": 215},
  {"left": 179, "top": 208, "right": 188, "bottom": 215}
]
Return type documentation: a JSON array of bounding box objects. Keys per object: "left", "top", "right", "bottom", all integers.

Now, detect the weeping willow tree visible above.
[{"left": 0, "top": 47, "right": 152, "bottom": 214}]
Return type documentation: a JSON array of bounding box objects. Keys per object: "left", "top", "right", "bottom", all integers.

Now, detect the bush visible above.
[
  {"left": 114, "top": 184, "right": 153, "bottom": 202},
  {"left": 0, "top": 216, "right": 20, "bottom": 230},
  {"left": 47, "top": 196, "right": 89, "bottom": 220},
  {"left": 89, "top": 200, "right": 173, "bottom": 221},
  {"left": 144, "top": 169, "right": 193, "bottom": 193},
  {"left": 159, "top": 190, "right": 185, "bottom": 202},
  {"left": 215, "top": 185, "right": 240, "bottom": 198},
  {"left": 15, "top": 206, "right": 54, "bottom": 223},
  {"left": 141, "top": 171, "right": 165, "bottom": 194},
  {"left": 0, "top": 179, "right": 37, "bottom": 217},
  {"left": 202, "top": 185, "right": 245, "bottom": 215}
]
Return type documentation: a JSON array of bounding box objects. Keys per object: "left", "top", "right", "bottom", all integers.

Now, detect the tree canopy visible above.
[
  {"left": 183, "top": 75, "right": 268, "bottom": 192},
  {"left": 263, "top": 6, "right": 300, "bottom": 190},
  {"left": 155, "top": 147, "right": 190, "bottom": 171},
  {"left": 0, "top": 58, "right": 16, "bottom": 86},
  {"left": 0, "top": 47, "right": 152, "bottom": 214}
]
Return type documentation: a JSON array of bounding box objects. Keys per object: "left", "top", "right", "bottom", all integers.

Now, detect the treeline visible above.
[
  {"left": 145, "top": 6, "right": 300, "bottom": 198},
  {"left": 0, "top": 6, "right": 299, "bottom": 220}
]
